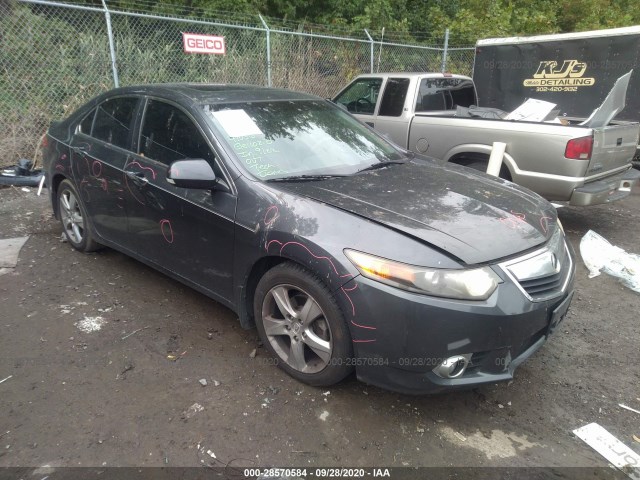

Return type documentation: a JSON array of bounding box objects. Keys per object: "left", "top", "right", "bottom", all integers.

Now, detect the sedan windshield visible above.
[{"left": 203, "top": 100, "right": 404, "bottom": 180}]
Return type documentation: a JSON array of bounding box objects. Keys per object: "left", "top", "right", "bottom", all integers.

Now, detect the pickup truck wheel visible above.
[{"left": 254, "top": 262, "right": 354, "bottom": 386}]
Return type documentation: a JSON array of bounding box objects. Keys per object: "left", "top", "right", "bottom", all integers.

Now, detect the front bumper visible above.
[
  {"left": 341, "top": 254, "right": 576, "bottom": 395},
  {"left": 570, "top": 167, "right": 640, "bottom": 206}
]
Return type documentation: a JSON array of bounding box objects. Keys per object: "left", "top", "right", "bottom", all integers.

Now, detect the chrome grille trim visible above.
[{"left": 498, "top": 230, "right": 572, "bottom": 302}]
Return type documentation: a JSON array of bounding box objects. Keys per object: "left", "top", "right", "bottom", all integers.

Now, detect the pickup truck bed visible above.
[{"left": 334, "top": 72, "right": 640, "bottom": 206}]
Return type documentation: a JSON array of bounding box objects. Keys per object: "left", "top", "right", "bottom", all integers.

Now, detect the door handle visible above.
[
  {"left": 71, "top": 145, "right": 88, "bottom": 154},
  {"left": 125, "top": 170, "right": 149, "bottom": 187}
]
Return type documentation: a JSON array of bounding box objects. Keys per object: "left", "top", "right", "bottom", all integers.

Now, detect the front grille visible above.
[
  {"left": 499, "top": 228, "right": 572, "bottom": 302},
  {"left": 519, "top": 271, "right": 563, "bottom": 297}
]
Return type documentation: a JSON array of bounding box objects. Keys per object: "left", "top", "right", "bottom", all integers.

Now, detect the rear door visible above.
[
  {"left": 372, "top": 77, "right": 413, "bottom": 147},
  {"left": 125, "top": 98, "right": 237, "bottom": 302},
  {"left": 70, "top": 96, "right": 140, "bottom": 243}
]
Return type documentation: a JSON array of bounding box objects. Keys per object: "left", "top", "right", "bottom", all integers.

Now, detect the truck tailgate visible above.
[{"left": 589, "top": 122, "right": 640, "bottom": 176}]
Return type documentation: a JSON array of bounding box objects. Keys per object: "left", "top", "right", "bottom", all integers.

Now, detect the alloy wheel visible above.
[
  {"left": 59, "top": 189, "right": 85, "bottom": 245},
  {"left": 261, "top": 284, "right": 332, "bottom": 373}
]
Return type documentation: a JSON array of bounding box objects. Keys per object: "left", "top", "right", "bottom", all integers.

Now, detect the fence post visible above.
[
  {"left": 101, "top": 0, "right": 119, "bottom": 88},
  {"left": 364, "top": 29, "right": 374, "bottom": 74},
  {"left": 259, "top": 15, "right": 272, "bottom": 87},
  {"left": 440, "top": 28, "right": 449, "bottom": 73},
  {"left": 377, "top": 27, "right": 385, "bottom": 73}
]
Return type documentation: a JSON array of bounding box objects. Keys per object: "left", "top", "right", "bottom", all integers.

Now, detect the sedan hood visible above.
[{"left": 273, "top": 160, "right": 557, "bottom": 265}]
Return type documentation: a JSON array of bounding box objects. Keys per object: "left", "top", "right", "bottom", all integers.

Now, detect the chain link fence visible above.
[
  {"left": 0, "top": 0, "right": 475, "bottom": 166},
  {"left": 110, "top": 12, "right": 268, "bottom": 87},
  {"left": 0, "top": 2, "right": 113, "bottom": 166},
  {"left": 269, "top": 31, "right": 372, "bottom": 98},
  {"left": 445, "top": 48, "right": 477, "bottom": 77}
]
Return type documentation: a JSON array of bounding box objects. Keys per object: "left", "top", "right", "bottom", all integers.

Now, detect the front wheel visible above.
[
  {"left": 57, "top": 179, "right": 99, "bottom": 252},
  {"left": 254, "top": 262, "right": 354, "bottom": 386}
]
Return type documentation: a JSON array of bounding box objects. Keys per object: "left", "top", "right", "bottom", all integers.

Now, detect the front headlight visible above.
[{"left": 344, "top": 249, "right": 501, "bottom": 300}]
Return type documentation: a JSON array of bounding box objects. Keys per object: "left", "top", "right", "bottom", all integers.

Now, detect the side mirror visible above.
[{"left": 167, "top": 159, "right": 217, "bottom": 189}]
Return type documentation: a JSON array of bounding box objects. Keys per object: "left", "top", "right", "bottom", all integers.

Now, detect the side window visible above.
[
  {"left": 79, "top": 109, "right": 96, "bottom": 135},
  {"left": 415, "top": 78, "right": 476, "bottom": 112},
  {"left": 378, "top": 78, "right": 410, "bottom": 117},
  {"left": 92, "top": 97, "right": 138, "bottom": 149},
  {"left": 334, "top": 78, "right": 382, "bottom": 115},
  {"left": 139, "top": 100, "right": 216, "bottom": 167}
]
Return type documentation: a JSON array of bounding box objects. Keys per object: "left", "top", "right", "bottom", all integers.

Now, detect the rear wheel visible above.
[
  {"left": 254, "top": 262, "right": 353, "bottom": 386},
  {"left": 57, "top": 179, "right": 99, "bottom": 252},
  {"left": 464, "top": 159, "right": 512, "bottom": 181}
]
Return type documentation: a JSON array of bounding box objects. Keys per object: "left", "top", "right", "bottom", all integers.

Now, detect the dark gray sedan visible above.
[{"left": 42, "top": 84, "right": 575, "bottom": 394}]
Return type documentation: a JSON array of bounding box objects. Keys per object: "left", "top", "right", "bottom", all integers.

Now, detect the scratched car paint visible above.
[{"left": 42, "top": 84, "right": 576, "bottom": 394}]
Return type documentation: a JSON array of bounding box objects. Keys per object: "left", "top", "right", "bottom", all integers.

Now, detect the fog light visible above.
[{"left": 432, "top": 354, "right": 471, "bottom": 379}]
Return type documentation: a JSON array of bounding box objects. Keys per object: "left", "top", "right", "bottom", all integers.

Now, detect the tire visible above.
[
  {"left": 57, "top": 179, "right": 100, "bottom": 252},
  {"left": 254, "top": 262, "right": 354, "bottom": 386}
]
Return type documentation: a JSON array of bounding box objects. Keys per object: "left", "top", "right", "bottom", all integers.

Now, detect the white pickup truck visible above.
[{"left": 333, "top": 73, "right": 640, "bottom": 206}]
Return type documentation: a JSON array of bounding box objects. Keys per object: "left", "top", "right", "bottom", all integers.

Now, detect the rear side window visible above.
[
  {"left": 79, "top": 109, "right": 96, "bottom": 134},
  {"left": 139, "top": 100, "right": 215, "bottom": 166},
  {"left": 333, "top": 78, "right": 382, "bottom": 115},
  {"left": 415, "top": 78, "right": 476, "bottom": 112},
  {"left": 92, "top": 97, "right": 138, "bottom": 149},
  {"left": 379, "top": 78, "right": 410, "bottom": 117}
]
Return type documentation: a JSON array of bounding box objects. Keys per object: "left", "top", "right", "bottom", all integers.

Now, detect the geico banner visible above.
[{"left": 182, "top": 33, "right": 226, "bottom": 55}]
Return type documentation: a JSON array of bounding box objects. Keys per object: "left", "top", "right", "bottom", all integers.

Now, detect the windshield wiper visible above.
[
  {"left": 266, "top": 174, "right": 347, "bottom": 182},
  {"left": 356, "top": 160, "right": 407, "bottom": 174}
]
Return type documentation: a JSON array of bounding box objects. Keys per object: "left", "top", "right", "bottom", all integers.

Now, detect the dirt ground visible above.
[{"left": 0, "top": 181, "right": 639, "bottom": 476}]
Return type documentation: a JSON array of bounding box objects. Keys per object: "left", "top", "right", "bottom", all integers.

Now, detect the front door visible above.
[
  {"left": 125, "top": 98, "right": 237, "bottom": 303},
  {"left": 333, "top": 77, "right": 383, "bottom": 128}
]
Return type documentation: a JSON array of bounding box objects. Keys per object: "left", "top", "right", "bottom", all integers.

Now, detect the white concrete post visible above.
[{"left": 487, "top": 142, "right": 506, "bottom": 177}]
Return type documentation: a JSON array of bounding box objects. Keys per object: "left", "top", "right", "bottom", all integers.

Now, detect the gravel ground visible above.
[{"left": 0, "top": 183, "right": 638, "bottom": 476}]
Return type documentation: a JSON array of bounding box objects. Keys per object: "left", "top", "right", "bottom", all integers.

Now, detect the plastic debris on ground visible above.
[
  {"left": 619, "top": 404, "right": 640, "bottom": 415},
  {"left": 580, "top": 230, "right": 640, "bottom": 293},
  {"left": 0, "top": 159, "right": 45, "bottom": 188},
  {"left": 573, "top": 423, "right": 640, "bottom": 479},
  {"left": 181, "top": 403, "right": 204, "bottom": 420}
]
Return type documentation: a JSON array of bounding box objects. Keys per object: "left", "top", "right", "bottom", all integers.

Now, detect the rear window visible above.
[{"left": 415, "top": 78, "right": 476, "bottom": 112}]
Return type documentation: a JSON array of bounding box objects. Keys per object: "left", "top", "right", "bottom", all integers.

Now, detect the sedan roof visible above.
[{"left": 111, "top": 83, "right": 320, "bottom": 105}]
